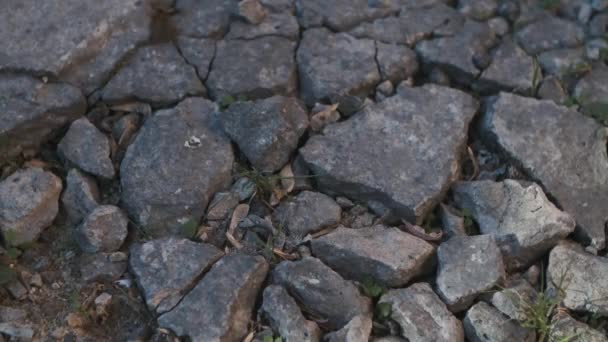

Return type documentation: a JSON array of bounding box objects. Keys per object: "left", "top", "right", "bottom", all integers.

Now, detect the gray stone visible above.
[
  {"left": 463, "top": 302, "right": 535, "bottom": 342},
  {"left": 76, "top": 205, "right": 128, "bottom": 254},
  {"left": 480, "top": 92, "right": 608, "bottom": 249},
  {"left": 475, "top": 38, "right": 536, "bottom": 94},
  {"left": 273, "top": 191, "right": 341, "bottom": 241},
  {"left": 0, "top": 323, "right": 34, "bottom": 340},
  {"left": 488, "top": 17, "right": 509, "bottom": 36},
  {"left": 300, "top": 85, "right": 478, "bottom": 225},
  {"left": 537, "top": 76, "right": 567, "bottom": 104},
  {"left": 0, "top": 306, "right": 27, "bottom": 322},
  {"left": 490, "top": 279, "right": 537, "bottom": 321},
  {"left": 428, "top": 67, "right": 451, "bottom": 86},
  {"left": 0, "top": 75, "right": 86, "bottom": 162},
  {"left": 379, "top": 283, "right": 464, "bottom": 342},
  {"left": 310, "top": 103, "right": 341, "bottom": 132},
  {"left": 458, "top": 0, "right": 498, "bottom": 20},
  {"left": 61, "top": 169, "right": 100, "bottom": 225},
  {"left": 0, "top": 0, "right": 150, "bottom": 94},
  {"left": 372, "top": 338, "right": 407, "bottom": 342},
  {"left": 537, "top": 48, "right": 586, "bottom": 76},
  {"left": 438, "top": 204, "right": 467, "bottom": 239},
  {"left": 260, "top": 285, "right": 320, "bottom": 342},
  {"left": 237, "top": 0, "right": 267, "bottom": 24},
  {"left": 206, "top": 192, "right": 240, "bottom": 221},
  {"left": 172, "top": 0, "right": 238, "bottom": 38},
  {"left": 574, "top": 64, "right": 608, "bottom": 110},
  {"left": 261, "top": 0, "right": 294, "bottom": 12},
  {"left": 227, "top": 11, "right": 299, "bottom": 40},
  {"left": 376, "top": 42, "right": 419, "bottom": 84},
  {"left": 5, "top": 280, "right": 27, "bottom": 300},
  {"left": 592, "top": 0, "right": 608, "bottom": 10},
  {"left": 578, "top": 3, "right": 593, "bottom": 24},
  {"left": 297, "top": 28, "right": 380, "bottom": 105},
  {"left": 220, "top": 96, "right": 308, "bottom": 172},
  {"left": 436, "top": 235, "right": 505, "bottom": 312},
  {"left": 79, "top": 252, "right": 128, "bottom": 283},
  {"left": 0, "top": 168, "right": 62, "bottom": 246},
  {"left": 452, "top": 180, "right": 575, "bottom": 270},
  {"left": 207, "top": 37, "right": 297, "bottom": 100},
  {"left": 271, "top": 257, "right": 371, "bottom": 330},
  {"left": 231, "top": 177, "right": 257, "bottom": 202},
  {"left": 324, "top": 314, "right": 372, "bottom": 342},
  {"left": 589, "top": 13, "right": 608, "bottom": 38},
  {"left": 120, "top": 98, "right": 234, "bottom": 236},
  {"left": 550, "top": 312, "right": 608, "bottom": 342},
  {"left": 547, "top": 242, "right": 608, "bottom": 315},
  {"left": 101, "top": 43, "right": 205, "bottom": 106},
  {"left": 311, "top": 226, "right": 435, "bottom": 287},
  {"left": 349, "top": 4, "right": 464, "bottom": 46},
  {"left": 295, "top": 0, "right": 398, "bottom": 31},
  {"left": 175, "top": 37, "right": 216, "bottom": 81},
  {"left": 158, "top": 254, "right": 269, "bottom": 341},
  {"left": 58, "top": 118, "right": 115, "bottom": 179},
  {"left": 129, "top": 237, "right": 223, "bottom": 313},
  {"left": 586, "top": 39, "right": 608, "bottom": 60},
  {"left": 515, "top": 16, "right": 584, "bottom": 54}
]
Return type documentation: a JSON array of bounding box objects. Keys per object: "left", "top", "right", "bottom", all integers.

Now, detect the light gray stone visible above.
[
  {"left": 273, "top": 191, "right": 341, "bottom": 241},
  {"left": 61, "top": 169, "right": 100, "bottom": 225},
  {"left": 172, "top": 0, "right": 238, "bottom": 38},
  {"left": 324, "top": 314, "right": 372, "bottom": 342},
  {"left": 480, "top": 92, "right": 608, "bottom": 249},
  {"left": 176, "top": 37, "right": 216, "bottom": 80},
  {"left": 120, "top": 98, "right": 234, "bottom": 236},
  {"left": 0, "top": 168, "right": 62, "bottom": 246},
  {"left": 295, "top": 0, "right": 398, "bottom": 31},
  {"left": 227, "top": 12, "right": 299, "bottom": 40},
  {"left": 488, "top": 17, "right": 509, "bottom": 36},
  {"left": 458, "top": 0, "right": 498, "bottom": 20},
  {"left": 538, "top": 48, "right": 586, "bottom": 76},
  {"left": 452, "top": 179, "right": 575, "bottom": 270},
  {"left": 463, "top": 302, "right": 535, "bottom": 342},
  {"left": 515, "top": 16, "right": 584, "bottom": 54},
  {"left": 158, "top": 254, "right": 269, "bottom": 341},
  {"left": 261, "top": 285, "right": 320, "bottom": 342},
  {"left": 379, "top": 283, "right": 464, "bottom": 342},
  {"left": 300, "top": 85, "right": 478, "bottom": 225},
  {"left": 550, "top": 312, "right": 608, "bottom": 342},
  {"left": 0, "top": 75, "right": 86, "bottom": 162},
  {"left": 376, "top": 42, "right": 419, "bottom": 84},
  {"left": 574, "top": 64, "right": 608, "bottom": 110},
  {"left": 79, "top": 252, "right": 127, "bottom": 283},
  {"left": 77, "top": 205, "right": 128, "bottom": 253},
  {"left": 271, "top": 257, "right": 372, "bottom": 330},
  {"left": 129, "top": 238, "right": 223, "bottom": 313},
  {"left": 490, "top": 279, "right": 537, "bottom": 321},
  {"left": 436, "top": 235, "right": 505, "bottom": 312},
  {"left": 311, "top": 226, "right": 435, "bottom": 287},
  {"left": 220, "top": 96, "right": 308, "bottom": 173}
]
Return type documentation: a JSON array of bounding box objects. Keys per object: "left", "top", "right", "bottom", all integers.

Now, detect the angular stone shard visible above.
[
  {"left": 452, "top": 179, "right": 575, "bottom": 270},
  {"left": 311, "top": 226, "right": 436, "bottom": 287},
  {"left": 120, "top": 98, "right": 234, "bottom": 236},
  {"left": 300, "top": 85, "right": 479, "bottom": 225},
  {"left": 515, "top": 16, "right": 584, "bottom": 54},
  {"left": 480, "top": 92, "right": 608, "bottom": 249},
  {"left": 295, "top": 0, "right": 398, "bottom": 31},
  {"left": 0, "top": 168, "right": 62, "bottom": 246},
  {"left": 379, "top": 283, "right": 464, "bottom": 342},
  {"left": 158, "top": 254, "right": 269, "bottom": 341},
  {"left": 271, "top": 257, "right": 371, "bottom": 330},
  {"left": 129, "top": 238, "right": 223, "bottom": 313},
  {"left": 464, "top": 302, "right": 535, "bottom": 342},
  {"left": 0, "top": 74, "right": 86, "bottom": 162},
  {"left": 490, "top": 279, "right": 537, "bottom": 321},
  {"left": 61, "top": 169, "right": 100, "bottom": 225}
]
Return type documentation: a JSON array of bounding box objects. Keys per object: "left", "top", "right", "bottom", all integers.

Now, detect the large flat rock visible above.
[
  {"left": 480, "top": 92, "right": 608, "bottom": 249},
  {"left": 300, "top": 84, "right": 479, "bottom": 224},
  {"left": 120, "top": 97, "right": 234, "bottom": 236}
]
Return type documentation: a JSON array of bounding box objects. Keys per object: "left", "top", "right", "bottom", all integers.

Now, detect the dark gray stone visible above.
[
  {"left": 120, "top": 98, "right": 234, "bottom": 236},
  {"left": 438, "top": 204, "right": 467, "bottom": 239},
  {"left": 436, "top": 235, "right": 505, "bottom": 312},
  {"left": 271, "top": 257, "right": 372, "bottom": 330},
  {"left": 295, "top": 0, "right": 398, "bottom": 31},
  {"left": 480, "top": 92, "right": 608, "bottom": 249},
  {"left": 458, "top": 0, "right": 498, "bottom": 20},
  {"left": 61, "top": 169, "right": 100, "bottom": 225},
  {"left": 79, "top": 252, "right": 128, "bottom": 283},
  {"left": 172, "top": 0, "right": 238, "bottom": 38},
  {"left": 175, "top": 37, "right": 216, "bottom": 81},
  {"left": 297, "top": 28, "right": 380, "bottom": 105},
  {"left": 207, "top": 37, "right": 297, "bottom": 100},
  {"left": 376, "top": 42, "right": 419, "bottom": 84},
  {"left": 220, "top": 96, "right": 308, "bottom": 172},
  {"left": 0, "top": 168, "right": 62, "bottom": 246},
  {"left": 537, "top": 48, "right": 586, "bottom": 76},
  {"left": 300, "top": 85, "right": 478, "bottom": 225},
  {"left": 379, "top": 283, "right": 464, "bottom": 342},
  {"left": 515, "top": 16, "right": 584, "bottom": 54},
  {"left": 76, "top": 205, "right": 128, "bottom": 253},
  {"left": 550, "top": 312, "right": 608, "bottom": 342},
  {"left": 227, "top": 12, "right": 299, "bottom": 40},
  {"left": 206, "top": 192, "right": 240, "bottom": 221},
  {"left": 158, "top": 254, "right": 269, "bottom": 341},
  {"left": 324, "top": 315, "right": 372, "bottom": 342},
  {"left": 101, "top": 43, "right": 205, "bottom": 106},
  {"left": 589, "top": 13, "right": 608, "bottom": 38},
  {"left": 537, "top": 76, "right": 567, "bottom": 104},
  {"left": 463, "top": 302, "right": 535, "bottom": 342},
  {"left": 273, "top": 191, "right": 341, "bottom": 241},
  {"left": 574, "top": 64, "right": 608, "bottom": 111},
  {"left": 0, "top": 75, "right": 86, "bottom": 162},
  {"left": 58, "top": 118, "right": 114, "bottom": 179},
  {"left": 129, "top": 237, "right": 223, "bottom": 313},
  {"left": 311, "top": 226, "right": 435, "bottom": 287}
]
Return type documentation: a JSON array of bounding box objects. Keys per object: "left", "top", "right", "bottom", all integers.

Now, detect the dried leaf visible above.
[
  {"left": 401, "top": 221, "right": 443, "bottom": 241},
  {"left": 228, "top": 204, "right": 250, "bottom": 236},
  {"left": 279, "top": 164, "right": 295, "bottom": 193}
]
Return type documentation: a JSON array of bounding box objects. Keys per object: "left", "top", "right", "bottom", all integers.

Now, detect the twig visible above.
[{"left": 467, "top": 146, "right": 479, "bottom": 181}]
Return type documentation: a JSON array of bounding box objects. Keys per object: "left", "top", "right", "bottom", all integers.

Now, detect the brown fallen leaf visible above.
[
  {"left": 228, "top": 204, "right": 249, "bottom": 236},
  {"left": 279, "top": 163, "right": 295, "bottom": 193},
  {"left": 401, "top": 221, "right": 443, "bottom": 242}
]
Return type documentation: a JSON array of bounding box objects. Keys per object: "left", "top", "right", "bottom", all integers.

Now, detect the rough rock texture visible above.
[
  {"left": 537, "top": 48, "right": 586, "bottom": 77},
  {"left": 379, "top": 283, "right": 464, "bottom": 342},
  {"left": 101, "top": 44, "right": 205, "bottom": 106},
  {"left": 436, "top": 235, "right": 505, "bottom": 312},
  {"left": 271, "top": 257, "right": 371, "bottom": 330},
  {"left": 538, "top": 76, "right": 567, "bottom": 104},
  {"left": 129, "top": 238, "right": 223, "bottom": 313},
  {"left": 376, "top": 42, "right": 419, "bottom": 84},
  {"left": 300, "top": 85, "right": 478, "bottom": 225},
  {"left": 77, "top": 205, "right": 128, "bottom": 253},
  {"left": 324, "top": 315, "right": 372, "bottom": 342},
  {"left": 57, "top": 118, "right": 115, "bottom": 179},
  {"left": 547, "top": 243, "right": 608, "bottom": 314},
  {"left": 458, "top": 0, "right": 498, "bottom": 20},
  {"left": 227, "top": 12, "right": 300, "bottom": 41},
  {"left": 120, "top": 98, "right": 234, "bottom": 236},
  {"left": 172, "top": 0, "right": 238, "bottom": 38},
  {"left": 158, "top": 254, "right": 268, "bottom": 341},
  {"left": 515, "top": 16, "right": 585, "bottom": 54},
  {"left": 480, "top": 92, "right": 608, "bottom": 249},
  {"left": 297, "top": 28, "right": 380, "bottom": 105},
  {"left": 550, "top": 312, "right": 608, "bottom": 342},
  {"left": 463, "top": 302, "right": 535, "bottom": 342},
  {"left": 220, "top": 96, "right": 309, "bottom": 172},
  {"left": 452, "top": 179, "right": 575, "bottom": 270},
  {"left": 79, "top": 252, "right": 128, "bottom": 283},
  {"left": 0, "top": 168, "right": 62, "bottom": 246},
  {"left": 260, "top": 285, "right": 320, "bottom": 342},
  {"left": 574, "top": 64, "right": 608, "bottom": 109},
  {"left": 311, "top": 226, "right": 436, "bottom": 287},
  {"left": 272, "top": 191, "right": 342, "bottom": 241},
  {"left": 175, "top": 37, "right": 216, "bottom": 81},
  {"left": 295, "top": 0, "right": 398, "bottom": 31},
  {"left": 61, "top": 169, "right": 100, "bottom": 225},
  {"left": 0, "top": 75, "right": 86, "bottom": 162},
  {"left": 0, "top": 0, "right": 150, "bottom": 94},
  {"left": 438, "top": 204, "right": 467, "bottom": 239},
  {"left": 490, "top": 279, "right": 537, "bottom": 321},
  {"left": 207, "top": 37, "right": 297, "bottom": 100}
]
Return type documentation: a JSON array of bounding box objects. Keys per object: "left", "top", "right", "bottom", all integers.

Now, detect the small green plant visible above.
[
  {"left": 179, "top": 217, "right": 199, "bottom": 239},
  {"left": 263, "top": 335, "right": 283, "bottom": 342},
  {"left": 219, "top": 94, "right": 248, "bottom": 110},
  {"left": 362, "top": 278, "right": 386, "bottom": 299},
  {"left": 531, "top": 58, "right": 542, "bottom": 97},
  {"left": 375, "top": 302, "right": 392, "bottom": 319},
  {"left": 458, "top": 208, "right": 477, "bottom": 235}
]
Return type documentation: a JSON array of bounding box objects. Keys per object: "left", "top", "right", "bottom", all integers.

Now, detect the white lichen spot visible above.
[
  {"left": 306, "top": 278, "right": 321, "bottom": 285},
  {"left": 184, "top": 136, "right": 202, "bottom": 148}
]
